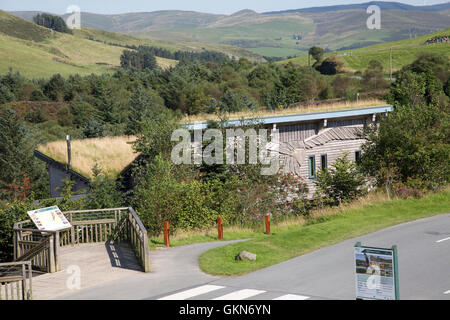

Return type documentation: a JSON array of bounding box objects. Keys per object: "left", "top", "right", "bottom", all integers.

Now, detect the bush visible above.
[
  {"left": 315, "top": 56, "right": 345, "bottom": 75},
  {"left": 314, "top": 153, "right": 366, "bottom": 205},
  {"left": 0, "top": 200, "right": 33, "bottom": 262}
]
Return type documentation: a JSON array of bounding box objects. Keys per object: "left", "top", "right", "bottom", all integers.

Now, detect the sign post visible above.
[{"left": 354, "top": 242, "right": 399, "bottom": 300}]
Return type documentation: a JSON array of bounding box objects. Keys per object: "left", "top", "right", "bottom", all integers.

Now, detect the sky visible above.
[{"left": 1, "top": 0, "right": 449, "bottom": 15}]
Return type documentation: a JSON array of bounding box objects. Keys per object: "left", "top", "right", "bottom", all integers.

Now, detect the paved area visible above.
[
  {"left": 156, "top": 213, "right": 450, "bottom": 300},
  {"left": 58, "top": 240, "right": 248, "bottom": 300},
  {"left": 33, "top": 242, "right": 142, "bottom": 300},
  {"left": 40, "top": 213, "right": 450, "bottom": 300}
]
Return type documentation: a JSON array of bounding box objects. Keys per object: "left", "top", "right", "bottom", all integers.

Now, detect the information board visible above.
[
  {"left": 354, "top": 242, "right": 399, "bottom": 300},
  {"left": 27, "top": 206, "right": 71, "bottom": 231}
]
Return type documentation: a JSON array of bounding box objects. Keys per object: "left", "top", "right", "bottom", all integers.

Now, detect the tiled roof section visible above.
[{"left": 303, "top": 126, "right": 364, "bottom": 149}]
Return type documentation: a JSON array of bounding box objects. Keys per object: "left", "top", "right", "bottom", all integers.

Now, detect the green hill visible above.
[
  {"left": 11, "top": 2, "right": 450, "bottom": 58},
  {"left": 0, "top": 11, "right": 263, "bottom": 79},
  {"left": 277, "top": 28, "right": 450, "bottom": 73},
  {"left": 0, "top": 10, "right": 181, "bottom": 78}
]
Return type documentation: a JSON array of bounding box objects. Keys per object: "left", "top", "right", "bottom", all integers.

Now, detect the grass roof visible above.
[
  {"left": 181, "top": 99, "right": 387, "bottom": 123},
  {"left": 37, "top": 136, "right": 139, "bottom": 179}
]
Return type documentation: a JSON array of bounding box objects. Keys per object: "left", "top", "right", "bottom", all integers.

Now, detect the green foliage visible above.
[
  {"left": 120, "top": 48, "right": 157, "bottom": 72},
  {"left": 363, "top": 60, "right": 387, "bottom": 90},
  {"left": 0, "top": 108, "right": 40, "bottom": 200},
  {"left": 0, "top": 200, "right": 33, "bottom": 262},
  {"left": 314, "top": 153, "right": 366, "bottom": 205},
  {"left": 33, "top": 13, "right": 72, "bottom": 34},
  {"left": 362, "top": 53, "right": 450, "bottom": 191},
  {"left": 309, "top": 46, "right": 324, "bottom": 64},
  {"left": 315, "top": 56, "right": 345, "bottom": 75},
  {"left": 84, "top": 164, "right": 124, "bottom": 209},
  {"left": 126, "top": 86, "right": 165, "bottom": 135}
]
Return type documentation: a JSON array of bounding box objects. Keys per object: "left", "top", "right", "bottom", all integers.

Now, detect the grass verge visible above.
[{"left": 198, "top": 188, "right": 450, "bottom": 276}]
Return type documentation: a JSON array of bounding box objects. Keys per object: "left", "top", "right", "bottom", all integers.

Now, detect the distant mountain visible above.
[
  {"left": 9, "top": 2, "right": 450, "bottom": 58},
  {"left": 264, "top": 1, "right": 450, "bottom": 14}
]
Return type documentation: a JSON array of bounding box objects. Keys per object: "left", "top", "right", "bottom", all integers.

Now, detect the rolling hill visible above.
[
  {"left": 277, "top": 27, "right": 450, "bottom": 73},
  {"left": 11, "top": 2, "right": 450, "bottom": 58},
  {"left": 0, "top": 11, "right": 263, "bottom": 79}
]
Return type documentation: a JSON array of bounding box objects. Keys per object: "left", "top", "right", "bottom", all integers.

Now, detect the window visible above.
[
  {"left": 321, "top": 154, "right": 327, "bottom": 170},
  {"left": 308, "top": 156, "right": 316, "bottom": 178},
  {"left": 355, "top": 150, "right": 361, "bottom": 164}
]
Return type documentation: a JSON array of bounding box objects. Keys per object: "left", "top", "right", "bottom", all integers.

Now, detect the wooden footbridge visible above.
[{"left": 0, "top": 207, "right": 150, "bottom": 300}]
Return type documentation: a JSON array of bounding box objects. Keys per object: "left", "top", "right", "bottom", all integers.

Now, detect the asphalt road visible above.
[{"left": 61, "top": 213, "right": 450, "bottom": 300}]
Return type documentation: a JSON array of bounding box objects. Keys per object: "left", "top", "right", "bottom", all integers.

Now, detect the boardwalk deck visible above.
[{"left": 32, "top": 242, "right": 142, "bottom": 300}]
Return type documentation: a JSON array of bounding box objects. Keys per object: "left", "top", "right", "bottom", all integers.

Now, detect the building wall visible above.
[
  {"left": 48, "top": 165, "right": 89, "bottom": 198},
  {"left": 278, "top": 123, "right": 317, "bottom": 142},
  {"left": 296, "top": 139, "right": 365, "bottom": 197}
]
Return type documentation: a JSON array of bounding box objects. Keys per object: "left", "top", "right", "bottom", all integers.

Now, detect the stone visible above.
[{"left": 235, "top": 251, "right": 257, "bottom": 261}]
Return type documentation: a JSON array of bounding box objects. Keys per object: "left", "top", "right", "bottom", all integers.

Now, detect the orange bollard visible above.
[
  {"left": 218, "top": 217, "right": 223, "bottom": 240},
  {"left": 264, "top": 215, "right": 270, "bottom": 235},
  {"left": 163, "top": 221, "right": 170, "bottom": 247}
]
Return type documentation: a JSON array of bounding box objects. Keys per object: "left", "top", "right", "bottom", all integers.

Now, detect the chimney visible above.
[{"left": 66, "top": 135, "right": 71, "bottom": 171}]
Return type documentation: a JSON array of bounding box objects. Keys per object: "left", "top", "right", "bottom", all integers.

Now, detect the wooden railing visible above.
[
  {"left": 0, "top": 261, "right": 32, "bottom": 300},
  {"left": 13, "top": 207, "right": 150, "bottom": 273},
  {"left": 13, "top": 222, "right": 59, "bottom": 273}
]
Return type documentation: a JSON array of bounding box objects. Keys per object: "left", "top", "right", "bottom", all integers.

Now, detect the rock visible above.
[{"left": 235, "top": 251, "right": 256, "bottom": 261}]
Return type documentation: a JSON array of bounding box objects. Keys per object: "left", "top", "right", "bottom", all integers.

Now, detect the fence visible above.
[
  {"left": 13, "top": 207, "right": 150, "bottom": 273},
  {"left": 0, "top": 261, "right": 32, "bottom": 300}
]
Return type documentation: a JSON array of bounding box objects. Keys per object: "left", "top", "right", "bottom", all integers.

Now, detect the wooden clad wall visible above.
[
  {"left": 278, "top": 123, "right": 317, "bottom": 143},
  {"left": 327, "top": 118, "right": 366, "bottom": 128},
  {"left": 301, "top": 140, "right": 365, "bottom": 196}
]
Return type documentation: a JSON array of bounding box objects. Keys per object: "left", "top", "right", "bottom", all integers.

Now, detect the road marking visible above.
[
  {"left": 273, "top": 294, "right": 310, "bottom": 300},
  {"left": 436, "top": 237, "right": 450, "bottom": 243},
  {"left": 444, "top": 290, "right": 450, "bottom": 295},
  {"left": 213, "top": 289, "right": 266, "bottom": 300},
  {"left": 158, "top": 285, "right": 225, "bottom": 300}
]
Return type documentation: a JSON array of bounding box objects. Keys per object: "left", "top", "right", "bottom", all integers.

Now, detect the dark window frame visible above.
[
  {"left": 308, "top": 155, "right": 316, "bottom": 179},
  {"left": 355, "top": 150, "right": 361, "bottom": 164},
  {"left": 320, "top": 154, "right": 327, "bottom": 170}
]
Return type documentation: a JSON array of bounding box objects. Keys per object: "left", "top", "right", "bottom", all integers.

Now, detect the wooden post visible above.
[
  {"left": 48, "top": 236, "right": 56, "bottom": 273},
  {"left": 163, "top": 221, "right": 170, "bottom": 247},
  {"left": 264, "top": 215, "right": 270, "bottom": 235},
  {"left": 54, "top": 232, "right": 60, "bottom": 272},
  {"left": 218, "top": 217, "right": 223, "bottom": 240}
]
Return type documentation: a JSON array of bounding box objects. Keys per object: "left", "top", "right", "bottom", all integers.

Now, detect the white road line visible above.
[
  {"left": 436, "top": 237, "right": 450, "bottom": 243},
  {"left": 444, "top": 290, "right": 450, "bottom": 295},
  {"left": 273, "top": 294, "right": 310, "bottom": 300},
  {"left": 158, "top": 285, "right": 225, "bottom": 300},
  {"left": 213, "top": 289, "right": 266, "bottom": 300}
]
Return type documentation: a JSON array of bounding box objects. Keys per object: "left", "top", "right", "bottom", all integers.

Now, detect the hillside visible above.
[
  {"left": 10, "top": 2, "right": 450, "bottom": 58},
  {"left": 0, "top": 10, "right": 181, "bottom": 78},
  {"left": 278, "top": 27, "right": 450, "bottom": 73}
]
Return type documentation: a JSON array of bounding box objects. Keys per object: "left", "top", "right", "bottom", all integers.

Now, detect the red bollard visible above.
[
  {"left": 163, "top": 221, "right": 170, "bottom": 247},
  {"left": 218, "top": 217, "right": 223, "bottom": 240},
  {"left": 264, "top": 215, "right": 270, "bottom": 235}
]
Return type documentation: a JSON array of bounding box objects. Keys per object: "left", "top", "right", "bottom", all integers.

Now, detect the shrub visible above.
[
  {"left": 314, "top": 153, "right": 366, "bottom": 205},
  {"left": 0, "top": 200, "right": 33, "bottom": 262}
]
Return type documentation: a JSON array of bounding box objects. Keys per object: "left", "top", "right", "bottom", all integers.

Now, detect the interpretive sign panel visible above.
[
  {"left": 354, "top": 242, "right": 399, "bottom": 300},
  {"left": 27, "top": 206, "right": 71, "bottom": 231}
]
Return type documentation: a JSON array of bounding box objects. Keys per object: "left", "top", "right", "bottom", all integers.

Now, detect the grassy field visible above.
[
  {"left": 278, "top": 28, "right": 450, "bottom": 72},
  {"left": 0, "top": 10, "right": 181, "bottom": 78},
  {"left": 37, "top": 136, "right": 139, "bottom": 178},
  {"left": 193, "top": 188, "right": 450, "bottom": 276}
]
